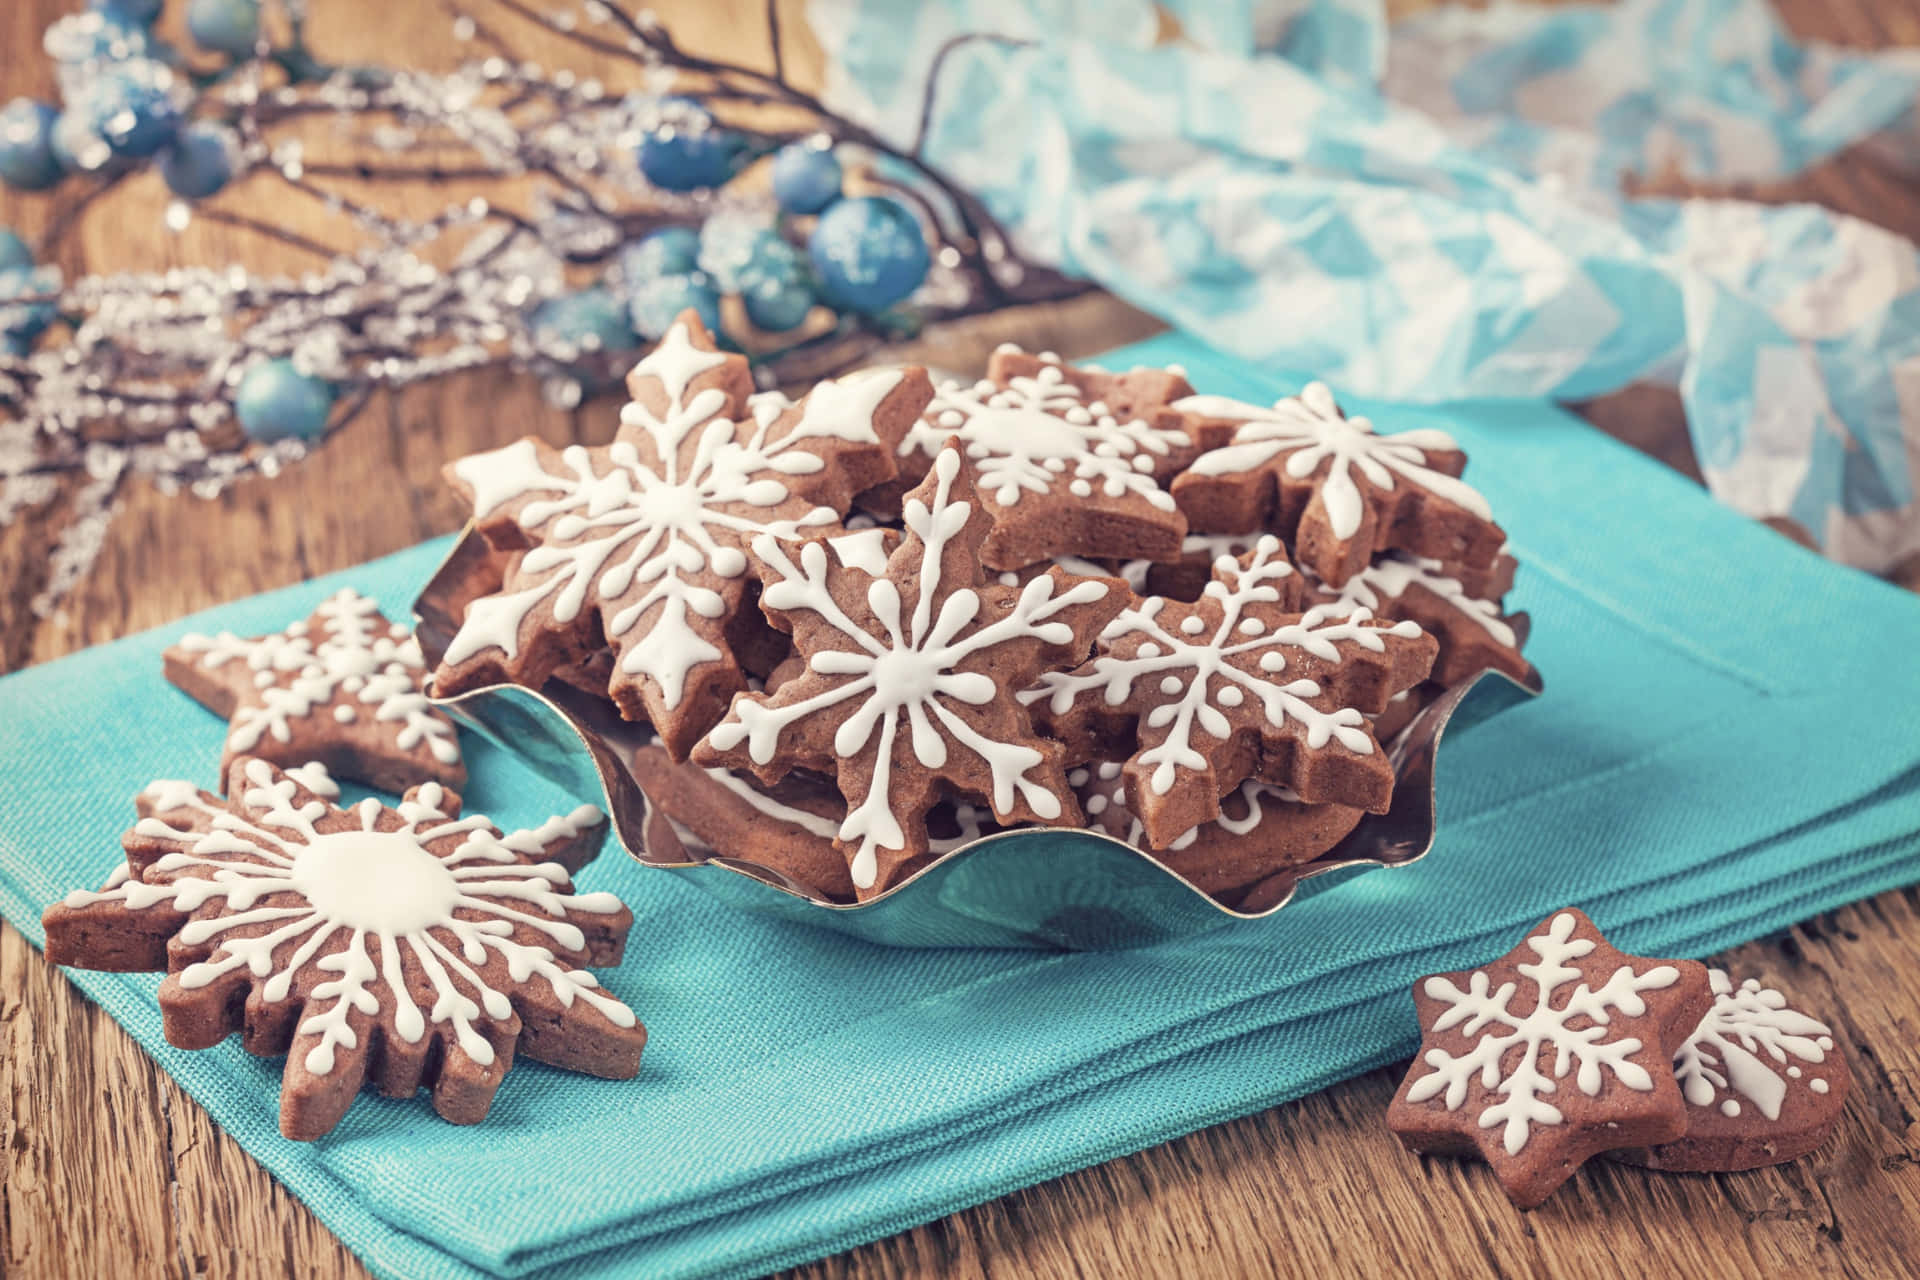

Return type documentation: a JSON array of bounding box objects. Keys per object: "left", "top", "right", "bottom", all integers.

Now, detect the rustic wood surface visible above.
[{"left": 3, "top": 1, "right": 1917, "bottom": 1277}]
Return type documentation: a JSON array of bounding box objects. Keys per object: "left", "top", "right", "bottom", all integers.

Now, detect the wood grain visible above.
[{"left": 2, "top": 2, "right": 1917, "bottom": 1278}]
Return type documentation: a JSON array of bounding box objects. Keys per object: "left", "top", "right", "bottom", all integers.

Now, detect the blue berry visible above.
[
  {"left": 0, "top": 229, "right": 30, "bottom": 273},
  {"left": 44, "top": 12, "right": 150, "bottom": 65},
  {"left": 81, "top": 60, "right": 183, "bottom": 158},
  {"left": 616, "top": 226, "right": 701, "bottom": 287},
  {"left": 93, "top": 0, "right": 166, "bottom": 25},
  {"left": 0, "top": 100, "right": 63, "bottom": 191},
  {"left": 737, "top": 239, "right": 814, "bottom": 332},
  {"left": 0, "top": 265, "right": 63, "bottom": 349},
  {"left": 629, "top": 272, "right": 722, "bottom": 341},
  {"left": 186, "top": 0, "right": 261, "bottom": 58},
  {"left": 158, "top": 123, "right": 234, "bottom": 198},
  {"left": 530, "top": 286, "right": 638, "bottom": 360},
  {"left": 771, "top": 142, "right": 841, "bottom": 215},
  {"left": 807, "top": 196, "right": 930, "bottom": 313},
  {"left": 637, "top": 97, "right": 745, "bottom": 192},
  {"left": 235, "top": 359, "right": 334, "bottom": 443}
]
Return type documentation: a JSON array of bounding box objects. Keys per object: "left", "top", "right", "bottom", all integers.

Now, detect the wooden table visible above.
[{"left": 4, "top": 2, "right": 1918, "bottom": 1276}]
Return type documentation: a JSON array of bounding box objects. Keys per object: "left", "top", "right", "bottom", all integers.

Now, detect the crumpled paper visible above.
[{"left": 807, "top": 0, "right": 1920, "bottom": 572}]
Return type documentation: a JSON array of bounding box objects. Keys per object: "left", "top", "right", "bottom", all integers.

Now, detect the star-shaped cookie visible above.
[
  {"left": 695, "top": 443, "right": 1126, "bottom": 897},
  {"left": 1023, "top": 536, "right": 1436, "bottom": 848},
  {"left": 436, "top": 309, "right": 932, "bottom": 758},
  {"left": 43, "top": 758, "right": 641, "bottom": 1140},
  {"left": 165, "top": 587, "right": 464, "bottom": 794}
]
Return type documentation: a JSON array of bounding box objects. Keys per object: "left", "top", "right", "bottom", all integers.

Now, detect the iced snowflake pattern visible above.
[
  {"left": 700, "top": 447, "right": 1119, "bottom": 890},
  {"left": 441, "top": 318, "right": 912, "bottom": 718},
  {"left": 50, "top": 759, "right": 636, "bottom": 1135},
  {"left": 172, "top": 588, "right": 460, "bottom": 783},
  {"left": 1405, "top": 911, "right": 1683, "bottom": 1155},
  {"left": 1674, "top": 970, "right": 1838, "bottom": 1120},
  {"left": 1316, "top": 554, "right": 1517, "bottom": 650}
]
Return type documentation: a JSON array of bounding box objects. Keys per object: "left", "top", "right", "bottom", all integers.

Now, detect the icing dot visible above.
[
  {"left": 1087, "top": 796, "right": 1108, "bottom": 816},
  {"left": 1259, "top": 652, "right": 1285, "bottom": 672},
  {"left": 1238, "top": 618, "right": 1264, "bottom": 636},
  {"left": 1132, "top": 455, "right": 1154, "bottom": 472},
  {"left": 343, "top": 676, "right": 365, "bottom": 693},
  {"left": 1097, "top": 762, "right": 1122, "bottom": 780},
  {"left": 1159, "top": 676, "right": 1183, "bottom": 695},
  {"left": 253, "top": 671, "right": 276, "bottom": 688},
  {"left": 1067, "top": 768, "right": 1089, "bottom": 787},
  {"left": 1180, "top": 617, "right": 1206, "bottom": 635},
  {"left": 1721, "top": 1100, "right": 1741, "bottom": 1118},
  {"left": 1787, "top": 1066, "right": 1803, "bottom": 1079},
  {"left": 1216, "top": 686, "right": 1244, "bottom": 707},
  {"left": 1043, "top": 457, "right": 1067, "bottom": 473},
  {"left": 1069, "top": 480, "right": 1092, "bottom": 497},
  {"left": 333, "top": 706, "right": 354, "bottom": 723},
  {"left": 1138, "top": 642, "right": 1162, "bottom": 658},
  {"left": 1810, "top": 1079, "right": 1830, "bottom": 1094}
]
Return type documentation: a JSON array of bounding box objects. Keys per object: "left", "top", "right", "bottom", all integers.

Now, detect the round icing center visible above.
[
  {"left": 641, "top": 479, "right": 710, "bottom": 530},
  {"left": 965, "top": 408, "right": 1092, "bottom": 459},
  {"left": 869, "top": 647, "right": 945, "bottom": 704},
  {"left": 290, "top": 831, "right": 460, "bottom": 935}
]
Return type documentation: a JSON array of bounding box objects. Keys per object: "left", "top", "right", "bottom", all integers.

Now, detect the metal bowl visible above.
[{"left": 414, "top": 526, "right": 1541, "bottom": 949}]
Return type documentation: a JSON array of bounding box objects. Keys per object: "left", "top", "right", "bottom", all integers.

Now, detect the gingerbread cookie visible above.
[
  {"left": 1072, "top": 761, "right": 1362, "bottom": 901},
  {"left": 861, "top": 347, "right": 1196, "bottom": 570},
  {"left": 1388, "top": 908, "right": 1713, "bottom": 1208},
  {"left": 1171, "top": 383, "right": 1504, "bottom": 588},
  {"left": 167, "top": 588, "right": 463, "bottom": 794},
  {"left": 1609, "top": 969, "right": 1849, "bottom": 1172},
  {"left": 436, "top": 310, "right": 931, "bottom": 758},
  {"left": 42, "top": 757, "right": 642, "bottom": 1140},
  {"left": 1024, "top": 536, "right": 1436, "bottom": 849},
  {"left": 1308, "top": 554, "right": 1534, "bottom": 687},
  {"left": 695, "top": 444, "right": 1126, "bottom": 897}
]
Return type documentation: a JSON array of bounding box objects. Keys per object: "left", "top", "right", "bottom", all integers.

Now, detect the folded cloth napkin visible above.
[{"left": 2, "top": 333, "right": 1917, "bottom": 1280}]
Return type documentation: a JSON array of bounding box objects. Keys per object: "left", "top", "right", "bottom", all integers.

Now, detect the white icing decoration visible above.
[
  {"left": 1672, "top": 969, "right": 1834, "bottom": 1122},
  {"left": 1082, "top": 764, "right": 1306, "bottom": 853},
  {"left": 704, "top": 448, "right": 1109, "bottom": 889},
  {"left": 697, "top": 766, "right": 989, "bottom": 855},
  {"left": 1024, "top": 536, "right": 1421, "bottom": 797},
  {"left": 1404, "top": 911, "right": 1679, "bottom": 1155},
  {"left": 1315, "top": 553, "right": 1516, "bottom": 649},
  {"left": 178, "top": 589, "right": 459, "bottom": 767},
  {"left": 71, "top": 759, "right": 630, "bottom": 1074},
  {"left": 903, "top": 354, "right": 1187, "bottom": 512},
  {"left": 1177, "top": 383, "right": 1490, "bottom": 541},
  {"left": 444, "top": 320, "right": 904, "bottom": 707}
]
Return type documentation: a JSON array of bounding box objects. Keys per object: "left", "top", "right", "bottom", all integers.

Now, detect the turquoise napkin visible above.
[{"left": 2, "top": 333, "right": 1916, "bottom": 1280}]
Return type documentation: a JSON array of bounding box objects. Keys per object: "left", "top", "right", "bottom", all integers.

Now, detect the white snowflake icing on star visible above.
[
  {"left": 1405, "top": 911, "right": 1681, "bottom": 1155},
  {"left": 442, "top": 321, "right": 905, "bottom": 708},
  {"left": 905, "top": 358, "right": 1188, "bottom": 509},
  {"left": 1177, "top": 383, "right": 1491, "bottom": 540},
  {"left": 1073, "top": 758, "right": 1305, "bottom": 852},
  {"left": 1314, "top": 553, "right": 1516, "bottom": 648},
  {"left": 1024, "top": 535, "right": 1421, "bottom": 797},
  {"left": 64, "top": 759, "right": 631, "bottom": 1075},
  {"left": 703, "top": 448, "right": 1113, "bottom": 889},
  {"left": 178, "top": 588, "right": 459, "bottom": 765},
  {"left": 1674, "top": 969, "right": 1838, "bottom": 1120}
]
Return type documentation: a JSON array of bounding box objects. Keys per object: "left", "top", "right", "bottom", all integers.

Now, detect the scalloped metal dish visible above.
[{"left": 414, "top": 526, "right": 1543, "bottom": 950}]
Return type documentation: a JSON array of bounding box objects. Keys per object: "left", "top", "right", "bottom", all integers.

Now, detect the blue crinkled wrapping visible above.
[{"left": 809, "top": 0, "right": 1920, "bottom": 571}]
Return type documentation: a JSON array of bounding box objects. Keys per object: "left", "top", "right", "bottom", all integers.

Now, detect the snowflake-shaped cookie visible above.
[
  {"left": 1388, "top": 908, "right": 1712, "bottom": 1208},
  {"left": 695, "top": 445, "right": 1126, "bottom": 897},
  {"left": 436, "top": 310, "right": 931, "bottom": 757},
  {"left": 42, "top": 757, "right": 643, "bottom": 1140},
  {"left": 874, "top": 346, "right": 1196, "bottom": 569},
  {"left": 1023, "top": 535, "right": 1436, "bottom": 849},
  {"left": 166, "top": 588, "right": 463, "bottom": 794},
  {"left": 1610, "top": 969, "right": 1849, "bottom": 1172},
  {"left": 1171, "top": 382, "right": 1504, "bottom": 588},
  {"left": 1309, "top": 553, "right": 1534, "bottom": 687}
]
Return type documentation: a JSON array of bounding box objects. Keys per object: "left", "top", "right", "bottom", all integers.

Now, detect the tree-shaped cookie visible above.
[
  {"left": 436, "top": 310, "right": 932, "bottom": 757},
  {"left": 1171, "top": 382, "right": 1505, "bottom": 588},
  {"left": 1023, "top": 536, "right": 1436, "bottom": 849},
  {"left": 1309, "top": 553, "right": 1534, "bottom": 687},
  {"left": 42, "top": 757, "right": 643, "bottom": 1140},
  {"left": 868, "top": 346, "right": 1198, "bottom": 569},
  {"left": 695, "top": 444, "right": 1126, "bottom": 898},
  {"left": 1609, "top": 969, "right": 1849, "bottom": 1172},
  {"left": 166, "top": 587, "right": 463, "bottom": 794},
  {"left": 1388, "top": 908, "right": 1713, "bottom": 1208}
]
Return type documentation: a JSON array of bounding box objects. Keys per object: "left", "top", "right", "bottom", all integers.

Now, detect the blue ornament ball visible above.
[
  {"left": 51, "top": 108, "right": 109, "bottom": 173},
  {"left": 186, "top": 0, "right": 261, "bottom": 58},
  {"left": 616, "top": 226, "right": 701, "bottom": 286},
  {"left": 0, "top": 265, "right": 61, "bottom": 350},
  {"left": 0, "top": 229, "right": 30, "bottom": 273},
  {"left": 637, "top": 97, "right": 745, "bottom": 192},
  {"left": 737, "top": 239, "right": 815, "bottom": 332},
  {"left": 0, "top": 100, "right": 63, "bottom": 192},
  {"left": 235, "top": 359, "right": 335, "bottom": 443},
  {"left": 698, "top": 218, "right": 786, "bottom": 294},
  {"left": 771, "top": 142, "right": 841, "bottom": 215},
  {"left": 159, "top": 123, "right": 234, "bottom": 198},
  {"left": 807, "top": 196, "right": 930, "bottom": 313},
  {"left": 82, "top": 60, "right": 183, "bottom": 158},
  {"left": 93, "top": 0, "right": 166, "bottom": 25},
  {"left": 629, "top": 272, "right": 722, "bottom": 341},
  {"left": 530, "top": 286, "right": 638, "bottom": 359}
]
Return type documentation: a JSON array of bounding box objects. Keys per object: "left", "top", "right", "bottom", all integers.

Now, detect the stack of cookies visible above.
[{"left": 433, "top": 310, "right": 1537, "bottom": 905}]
